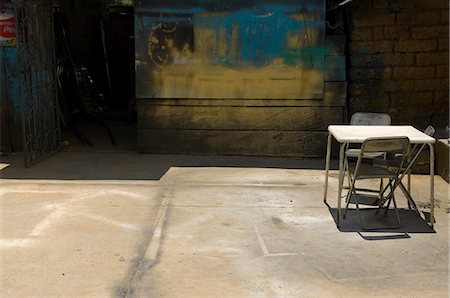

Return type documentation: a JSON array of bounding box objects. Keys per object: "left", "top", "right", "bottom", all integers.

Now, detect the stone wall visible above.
[{"left": 348, "top": 0, "right": 449, "bottom": 133}]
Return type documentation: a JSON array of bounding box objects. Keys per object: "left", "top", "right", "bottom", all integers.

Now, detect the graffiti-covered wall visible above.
[
  {"left": 135, "top": 0, "right": 326, "bottom": 99},
  {"left": 136, "top": 0, "right": 347, "bottom": 157}
]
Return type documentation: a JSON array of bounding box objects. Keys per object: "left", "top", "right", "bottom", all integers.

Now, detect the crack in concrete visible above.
[{"left": 115, "top": 187, "right": 172, "bottom": 298}]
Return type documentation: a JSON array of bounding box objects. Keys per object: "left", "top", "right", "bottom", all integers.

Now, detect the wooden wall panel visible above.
[
  {"left": 139, "top": 130, "right": 329, "bottom": 157},
  {"left": 137, "top": 82, "right": 347, "bottom": 108},
  {"left": 136, "top": 34, "right": 348, "bottom": 156},
  {"left": 135, "top": 1, "right": 326, "bottom": 99},
  {"left": 138, "top": 106, "right": 344, "bottom": 131}
]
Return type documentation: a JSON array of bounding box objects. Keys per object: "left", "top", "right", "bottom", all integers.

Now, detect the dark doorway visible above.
[
  {"left": 108, "top": 5, "right": 135, "bottom": 111},
  {"left": 54, "top": 1, "right": 136, "bottom": 152}
]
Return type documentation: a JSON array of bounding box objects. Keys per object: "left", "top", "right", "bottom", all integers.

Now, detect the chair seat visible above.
[
  {"left": 372, "top": 158, "right": 404, "bottom": 169},
  {"left": 348, "top": 162, "right": 398, "bottom": 179},
  {"left": 346, "top": 149, "right": 385, "bottom": 159}
]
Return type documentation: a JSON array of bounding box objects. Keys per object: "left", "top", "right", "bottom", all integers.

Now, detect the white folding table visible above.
[{"left": 323, "top": 125, "right": 436, "bottom": 228}]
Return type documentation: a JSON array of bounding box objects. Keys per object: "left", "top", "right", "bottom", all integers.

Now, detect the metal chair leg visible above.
[
  {"left": 353, "top": 193, "right": 363, "bottom": 228},
  {"left": 381, "top": 181, "right": 401, "bottom": 227},
  {"left": 392, "top": 193, "right": 401, "bottom": 226},
  {"left": 343, "top": 191, "right": 352, "bottom": 219}
]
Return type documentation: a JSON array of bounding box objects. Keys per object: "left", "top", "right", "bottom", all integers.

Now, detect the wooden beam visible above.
[
  {"left": 136, "top": 82, "right": 347, "bottom": 107},
  {"left": 138, "top": 129, "right": 329, "bottom": 157},
  {"left": 138, "top": 105, "right": 344, "bottom": 131}
]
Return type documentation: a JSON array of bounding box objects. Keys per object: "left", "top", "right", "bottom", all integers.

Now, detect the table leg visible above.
[
  {"left": 324, "top": 133, "right": 332, "bottom": 203},
  {"left": 398, "top": 182, "right": 420, "bottom": 216},
  {"left": 429, "top": 143, "right": 435, "bottom": 228},
  {"left": 337, "top": 142, "right": 346, "bottom": 227},
  {"left": 407, "top": 145, "right": 411, "bottom": 195}
]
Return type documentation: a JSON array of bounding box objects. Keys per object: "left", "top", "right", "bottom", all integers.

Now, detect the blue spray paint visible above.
[
  {"left": 137, "top": 5, "right": 324, "bottom": 67},
  {"left": 1, "top": 47, "right": 20, "bottom": 120}
]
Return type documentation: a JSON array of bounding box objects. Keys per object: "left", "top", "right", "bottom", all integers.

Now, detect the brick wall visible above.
[{"left": 348, "top": 0, "right": 449, "bottom": 133}]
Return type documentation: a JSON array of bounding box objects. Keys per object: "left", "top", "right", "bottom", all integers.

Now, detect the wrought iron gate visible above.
[{"left": 15, "top": 0, "right": 60, "bottom": 167}]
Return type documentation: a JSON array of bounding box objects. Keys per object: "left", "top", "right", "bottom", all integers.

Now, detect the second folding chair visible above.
[{"left": 344, "top": 112, "right": 392, "bottom": 194}]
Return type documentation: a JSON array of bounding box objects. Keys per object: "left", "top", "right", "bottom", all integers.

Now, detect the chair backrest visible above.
[
  {"left": 350, "top": 112, "right": 391, "bottom": 125},
  {"left": 354, "top": 137, "right": 410, "bottom": 179},
  {"left": 361, "top": 137, "right": 409, "bottom": 154},
  {"left": 423, "top": 125, "right": 435, "bottom": 136},
  {"left": 408, "top": 125, "right": 435, "bottom": 163}
]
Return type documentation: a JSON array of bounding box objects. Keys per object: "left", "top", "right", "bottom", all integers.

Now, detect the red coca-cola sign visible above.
[{"left": 0, "top": 11, "right": 16, "bottom": 40}]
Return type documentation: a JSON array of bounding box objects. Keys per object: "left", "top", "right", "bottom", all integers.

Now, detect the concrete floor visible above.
[{"left": 0, "top": 151, "right": 449, "bottom": 297}]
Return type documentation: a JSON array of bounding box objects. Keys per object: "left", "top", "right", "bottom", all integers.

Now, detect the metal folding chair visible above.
[
  {"left": 343, "top": 137, "right": 410, "bottom": 229},
  {"left": 373, "top": 125, "right": 436, "bottom": 214},
  {"left": 346, "top": 112, "right": 392, "bottom": 159}
]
